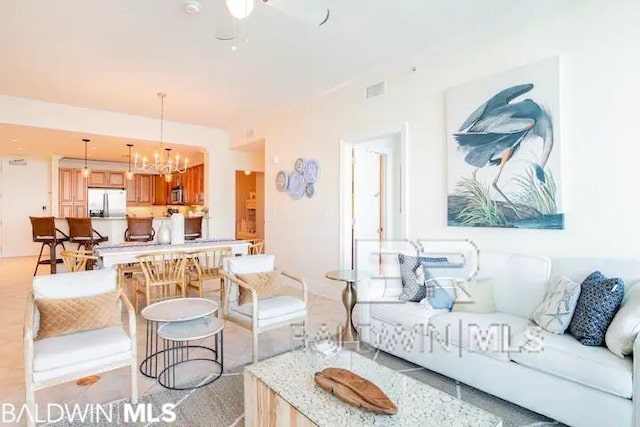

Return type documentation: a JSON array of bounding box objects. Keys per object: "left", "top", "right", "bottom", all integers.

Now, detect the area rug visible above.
[{"left": 50, "top": 349, "right": 562, "bottom": 427}]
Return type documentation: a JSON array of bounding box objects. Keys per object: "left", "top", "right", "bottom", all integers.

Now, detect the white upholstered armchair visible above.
[
  {"left": 24, "top": 269, "right": 137, "bottom": 427},
  {"left": 222, "top": 254, "right": 307, "bottom": 363}
]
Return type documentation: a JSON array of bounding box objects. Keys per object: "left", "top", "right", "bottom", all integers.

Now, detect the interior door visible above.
[
  {"left": 352, "top": 147, "right": 384, "bottom": 270},
  {"left": 1, "top": 158, "right": 50, "bottom": 257}
]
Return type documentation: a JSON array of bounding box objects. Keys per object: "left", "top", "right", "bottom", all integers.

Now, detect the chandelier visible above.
[{"left": 134, "top": 92, "right": 188, "bottom": 182}]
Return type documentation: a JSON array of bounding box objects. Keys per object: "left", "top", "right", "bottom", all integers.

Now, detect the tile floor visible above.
[{"left": 0, "top": 256, "right": 345, "bottom": 425}]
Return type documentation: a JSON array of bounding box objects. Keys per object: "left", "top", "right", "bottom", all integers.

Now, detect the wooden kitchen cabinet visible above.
[
  {"left": 59, "top": 168, "right": 74, "bottom": 204},
  {"left": 88, "top": 171, "right": 108, "bottom": 187},
  {"left": 153, "top": 175, "right": 170, "bottom": 205},
  {"left": 58, "top": 168, "right": 87, "bottom": 218},
  {"left": 126, "top": 174, "right": 154, "bottom": 206},
  {"left": 180, "top": 164, "right": 205, "bottom": 205},
  {"left": 89, "top": 170, "right": 126, "bottom": 188},
  {"left": 126, "top": 176, "right": 137, "bottom": 204},
  {"left": 108, "top": 171, "right": 125, "bottom": 188},
  {"left": 138, "top": 175, "right": 153, "bottom": 204}
]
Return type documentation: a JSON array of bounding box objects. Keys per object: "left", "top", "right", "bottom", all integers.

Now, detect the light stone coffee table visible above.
[
  {"left": 245, "top": 349, "right": 502, "bottom": 427},
  {"left": 140, "top": 298, "right": 218, "bottom": 379}
]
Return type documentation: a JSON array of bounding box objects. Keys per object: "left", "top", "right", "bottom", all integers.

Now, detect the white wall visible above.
[
  {"left": 0, "top": 96, "right": 262, "bottom": 238},
  {"left": 241, "top": 0, "right": 640, "bottom": 299}
]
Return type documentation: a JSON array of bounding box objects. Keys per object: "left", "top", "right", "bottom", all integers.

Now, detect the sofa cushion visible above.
[
  {"left": 230, "top": 295, "right": 305, "bottom": 320},
  {"left": 33, "top": 268, "right": 117, "bottom": 299},
  {"left": 428, "top": 312, "right": 532, "bottom": 362},
  {"left": 33, "top": 326, "right": 131, "bottom": 372},
  {"left": 532, "top": 277, "right": 581, "bottom": 334},
  {"left": 370, "top": 298, "right": 447, "bottom": 328},
  {"left": 569, "top": 271, "right": 624, "bottom": 346},
  {"left": 510, "top": 328, "right": 633, "bottom": 398},
  {"left": 482, "top": 253, "right": 550, "bottom": 319},
  {"left": 451, "top": 279, "right": 495, "bottom": 314},
  {"left": 606, "top": 283, "right": 640, "bottom": 358}
]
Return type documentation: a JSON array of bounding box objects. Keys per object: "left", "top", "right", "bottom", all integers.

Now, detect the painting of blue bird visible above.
[{"left": 446, "top": 58, "right": 564, "bottom": 229}]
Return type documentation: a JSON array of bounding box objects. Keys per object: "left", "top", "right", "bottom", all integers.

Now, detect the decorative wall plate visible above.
[
  {"left": 305, "top": 183, "right": 315, "bottom": 198},
  {"left": 294, "top": 158, "right": 306, "bottom": 173},
  {"left": 288, "top": 172, "right": 306, "bottom": 200},
  {"left": 303, "top": 159, "right": 320, "bottom": 183},
  {"left": 275, "top": 170, "right": 288, "bottom": 192}
]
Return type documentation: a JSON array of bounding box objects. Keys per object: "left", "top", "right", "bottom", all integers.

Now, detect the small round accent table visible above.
[
  {"left": 157, "top": 316, "right": 225, "bottom": 390},
  {"left": 140, "top": 298, "right": 218, "bottom": 379},
  {"left": 325, "top": 270, "right": 369, "bottom": 342}
]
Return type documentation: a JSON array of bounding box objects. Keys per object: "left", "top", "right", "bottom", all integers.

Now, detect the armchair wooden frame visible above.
[
  {"left": 23, "top": 291, "right": 137, "bottom": 427},
  {"left": 221, "top": 270, "right": 308, "bottom": 363}
]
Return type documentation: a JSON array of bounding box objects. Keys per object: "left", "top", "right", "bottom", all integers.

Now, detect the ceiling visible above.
[
  {"left": 0, "top": 123, "right": 205, "bottom": 164},
  {"left": 0, "top": 0, "right": 570, "bottom": 131}
]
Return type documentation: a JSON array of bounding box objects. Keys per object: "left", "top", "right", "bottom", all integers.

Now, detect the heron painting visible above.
[{"left": 446, "top": 58, "right": 564, "bottom": 229}]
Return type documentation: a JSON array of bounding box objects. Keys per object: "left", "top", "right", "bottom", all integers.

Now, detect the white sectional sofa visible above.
[{"left": 357, "top": 252, "right": 640, "bottom": 427}]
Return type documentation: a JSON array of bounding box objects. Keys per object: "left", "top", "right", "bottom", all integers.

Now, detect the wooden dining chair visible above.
[
  {"left": 248, "top": 239, "right": 265, "bottom": 255},
  {"left": 124, "top": 217, "right": 155, "bottom": 242},
  {"left": 29, "top": 216, "right": 70, "bottom": 275},
  {"left": 184, "top": 216, "right": 203, "bottom": 240},
  {"left": 185, "top": 247, "right": 232, "bottom": 297},
  {"left": 60, "top": 250, "right": 98, "bottom": 272},
  {"left": 135, "top": 251, "right": 188, "bottom": 312}
]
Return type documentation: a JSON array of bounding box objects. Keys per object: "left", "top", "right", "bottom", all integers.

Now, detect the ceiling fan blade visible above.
[{"left": 262, "top": 0, "right": 330, "bottom": 26}]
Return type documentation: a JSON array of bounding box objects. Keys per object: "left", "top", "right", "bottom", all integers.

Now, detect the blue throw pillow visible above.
[
  {"left": 569, "top": 271, "right": 624, "bottom": 346},
  {"left": 421, "top": 260, "right": 455, "bottom": 310}
]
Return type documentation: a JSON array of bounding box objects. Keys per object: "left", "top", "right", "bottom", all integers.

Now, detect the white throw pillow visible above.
[
  {"left": 451, "top": 279, "right": 495, "bottom": 314},
  {"left": 606, "top": 283, "right": 640, "bottom": 358},
  {"left": 532, "top": 277, "right": 580, "bottom": 334}
]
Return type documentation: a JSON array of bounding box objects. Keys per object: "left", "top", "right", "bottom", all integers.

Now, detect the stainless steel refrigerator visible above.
[{"left": 88, "top": 188, "right": 127, "bottom": 218}]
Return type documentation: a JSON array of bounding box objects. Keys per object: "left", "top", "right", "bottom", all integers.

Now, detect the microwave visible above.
[{"left": 170, "top": 186, "right": 184, "bottom": 205}]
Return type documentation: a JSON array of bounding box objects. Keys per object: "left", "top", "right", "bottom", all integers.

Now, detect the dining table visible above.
[{"left": 94, "top": 238, "right": 251, "bottom": 268}]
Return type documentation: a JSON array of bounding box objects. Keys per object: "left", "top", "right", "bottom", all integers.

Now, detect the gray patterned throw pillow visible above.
[
  {"left": 569, "top": 271, "right": 624, "bottom": 346},
  {"left": 532, "top": 277, "right": 581, "bottom": 334},
  {"left": 398, "top": 254, "right": 426, "bottom": 302}
]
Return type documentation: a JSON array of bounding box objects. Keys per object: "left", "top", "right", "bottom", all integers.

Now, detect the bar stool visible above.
[
  {"left": 124, "top": 217, "right": 155, "bottom": 242},
  {"left": 67, "top": 217, "right": 108, "bottom": 250},
  {"left": 184, "top": 216, "right": 203, "bottom": 240},
  {"left": 121, "top": 217, "right": 155, "bottom": 290},
  {"left": 29, "top": 216, "right": 69, "bottom": 276}
]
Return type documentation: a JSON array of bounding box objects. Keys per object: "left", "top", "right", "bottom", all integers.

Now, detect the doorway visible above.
[
  {"left": 235, "top": 170, "right": 265, "bottom": 241},
  {"left": 340, "top": 130, "right": 407, "bottom": 271}
]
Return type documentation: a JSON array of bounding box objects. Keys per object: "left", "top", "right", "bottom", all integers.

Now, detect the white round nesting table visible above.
[
  {"left": 140, "top": 298, "right": 218, "bottom": 380},
  {"left": 156, "top": 317, "right": 225, "bottom": 390}
]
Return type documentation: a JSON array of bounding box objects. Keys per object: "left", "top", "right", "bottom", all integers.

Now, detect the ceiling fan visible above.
[{"left": 202, "top": 0, "right": 331, "bottom": 41}]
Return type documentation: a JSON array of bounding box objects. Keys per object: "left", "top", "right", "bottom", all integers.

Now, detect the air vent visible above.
[
  {"left": 366, "top": 81, "right": 386, "bottom": 99},
  {"left": 9, "top": 159, "right": 27, "bottom": 166}
]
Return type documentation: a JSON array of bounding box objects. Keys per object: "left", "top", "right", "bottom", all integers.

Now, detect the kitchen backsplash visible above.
[{"left": 126, "top": 205, "right": 206, "bottom": 218}]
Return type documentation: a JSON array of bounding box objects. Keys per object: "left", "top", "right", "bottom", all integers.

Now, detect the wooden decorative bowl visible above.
[{"left": 314, "top": 368, "right": 397, "bottom": 415}]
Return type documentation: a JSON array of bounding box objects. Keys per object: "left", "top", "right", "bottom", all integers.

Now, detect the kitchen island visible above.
[{"left": 55, "top": 216, "right": 208, "bottom": 245}]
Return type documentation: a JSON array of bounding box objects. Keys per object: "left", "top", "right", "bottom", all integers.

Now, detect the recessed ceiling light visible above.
[
  {"left": 87, "top": 153, "right": 92, "bottom": 157},
  {"left": 231, "top": 45, "right": 237, "bottom": 51},
  {"left": 91, "top": 146, "right": 97, "bottom": 150},
  {"left": 16, "top": 147, "right": 23, "bottom": 151},
  {"left": 11, "top": 139, "right": 19, "bottom": 143}
]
